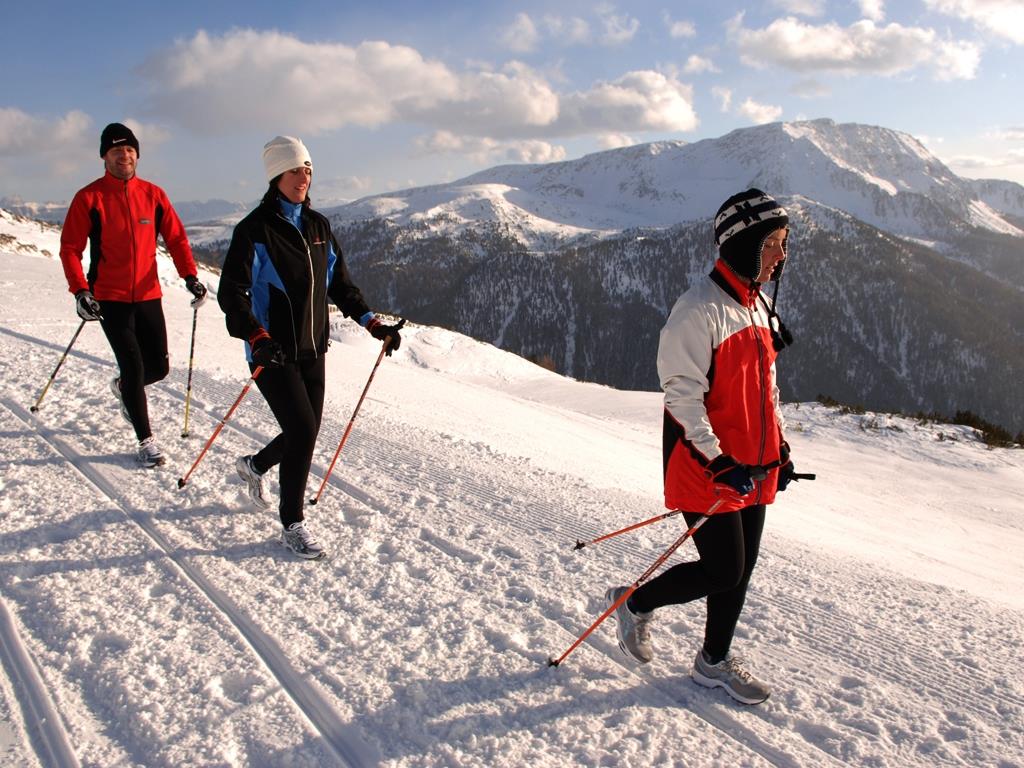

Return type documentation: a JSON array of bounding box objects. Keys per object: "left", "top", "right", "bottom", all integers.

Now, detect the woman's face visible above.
[
  {"left": 756, "top": 227, "right": 788, "bottom": 284},
  {"left": 277, "top": 166, "right": 312, "bottom": 204}
]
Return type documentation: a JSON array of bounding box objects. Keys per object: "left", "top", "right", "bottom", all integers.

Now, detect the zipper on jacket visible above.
[
  {"left": 275, "top": 211, "right": 319, "bottom": 356},
  {"left": 123, "top": 181, "right": 137, "bottom": 303},
  {"left": 748, "top": 303, "right": 770, "bottom": 504}
]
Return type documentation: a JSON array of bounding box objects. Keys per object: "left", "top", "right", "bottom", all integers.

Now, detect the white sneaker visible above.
[
  {"left": 111, "top": 377, "right": 131, "bottom": 424},
  {"left": 235, "top": 455, "right": 270, "bottom": 509},
  {"left": 282, "top": 521, "right": 325, "bottom": 560},
  {"left": 692, "top": 649, "right": 771, "bottom": 704},
  {"left": 136, "top": 436, "right": 165, "bottom": 468},
  {"left": 605, "top": 586, "right": 654, "bottom": 663}
]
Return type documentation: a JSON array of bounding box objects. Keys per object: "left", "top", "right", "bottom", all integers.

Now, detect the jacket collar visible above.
[
  {"left": 99, "top": 170, "right": 138, "bottom": 190},
  {"left": 710, "top": 258, "right": 760, "bottom": 308}
]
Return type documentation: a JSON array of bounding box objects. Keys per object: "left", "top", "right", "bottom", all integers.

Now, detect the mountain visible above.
[{"left": 0, "top": 196, "right": 250, "bottom": 227}]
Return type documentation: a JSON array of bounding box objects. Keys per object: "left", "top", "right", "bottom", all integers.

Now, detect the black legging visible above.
[
  {"left": 99, "top": 298, "right": 170, "bottom": 442},
  {"left": 249, "top": 356, "right": 326, "bottom": 528},
  {"left": 630, "top": 504, "right": 766, "bottom": 662}
]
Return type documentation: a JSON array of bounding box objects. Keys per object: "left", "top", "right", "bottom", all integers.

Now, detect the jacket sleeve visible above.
[
  {"left": 59, "top": 190, "right": 92, "bottom": 295},
  {"left": 657, "top": 299, "right": 723, "bottom": 462},
  {"left": 157, "top": 190, "right": 198, "bottom": 279},
  {"left": 325, "top": 233, "right": 372, "bottom": 320},
  {"left": 217, "top": 221, "right": 263, "bottom": 341}
]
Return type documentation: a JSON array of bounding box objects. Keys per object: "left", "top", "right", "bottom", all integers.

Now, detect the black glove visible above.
[
  {"left": 706, "top": 454, "right": 754, "bottom": 497},
  {"left": 185, "top": 275, "right": 207, "bottom": 309},
  {"left": 367, "top": 317, "right": 405, "bottom": 356},
  {"left": 778, "top": 442, "right": 794, "bottom": 495},
  {"left": 75, "top": 290, "right": 102, "bottom": 321},
  {"left": 249, "top": 330, "right": 286, "bottom": 368}
]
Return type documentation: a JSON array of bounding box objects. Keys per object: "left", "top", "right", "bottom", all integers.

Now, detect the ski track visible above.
[{"left": 1, "top": 319, "right": 1022, "bottom": 767}]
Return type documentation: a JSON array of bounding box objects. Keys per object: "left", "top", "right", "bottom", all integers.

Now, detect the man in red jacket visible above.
[
  {"left": 607, "top": 189, "right": 799, "bottom": 705},
  {"left": 59, "top": 123, "right": 208, "bottom": 467}
]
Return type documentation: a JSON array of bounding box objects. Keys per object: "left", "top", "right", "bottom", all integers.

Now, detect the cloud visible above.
[
  {"left": 737, "top": 98, "right": 784, "bottom": 124},
  {"left": 417, "top": 131, "right": 566, "bottom": 164},
  {"left": 500, "top": 13, "right": 540, "bottom": 53},
  {"left": 728, "top": 14, "right": 981, "bottom": 79},
  {"left": 711, "top": 86, "right": 733, "bottom": 112},
  {"left": 683, "top": 55, "right": 719, "bottom": 74},
  {"left": 597, "top": 8, "right": 641, "bottom": 46},
  {"left": 0, "top": 108, "right": 96, "bottom": 175},
  {"left": 598, "top": 133, "right": 636, "bottom": 149},
  {"left": 925, "top": 0, "right": 1024, "bottom": 45},
  {"left": 858, "top": 0, "right": 886, "bottom": 21},
  {"left": 140, "top": 30, "right": 699, "bottom": 141},
  {"left": 541, "top": 15, "right": 592, "bottom": 45},
  {"left": 663, "top": 13, "right": 696, "bottom": 39},
  {"left": 770, "top": 0, "right": 826, "bottom": 16}
]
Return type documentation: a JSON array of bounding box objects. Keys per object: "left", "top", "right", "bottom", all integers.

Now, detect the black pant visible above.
[
  {"left": 630, "top": 504, "right": 766, "bottom": 661},
  {"left": 250, "top": 356, "right": 326, "bottom": 528},
  {"left": 99, "top": 299, "right": 169, "bottom": 442}
]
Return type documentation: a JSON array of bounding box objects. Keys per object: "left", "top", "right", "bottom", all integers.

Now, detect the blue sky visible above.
[{"left": 2, "top": 0, "right": 1022, "bottom": 205}]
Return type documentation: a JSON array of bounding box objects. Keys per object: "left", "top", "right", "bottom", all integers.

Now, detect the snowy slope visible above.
[
  {"left": 329, "top": 119, "right": 1024, "bottom": 248},
  {"left": 1, "top": 246, "right": 1023, "bottom": 767}
]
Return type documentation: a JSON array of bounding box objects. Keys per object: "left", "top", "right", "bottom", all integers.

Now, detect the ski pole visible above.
[
  {"left": 30, "top": 319, "right": 88, "bottom": 413},
  {"left": 574, "top": 509, "right": 686, "bottom": 550},
  {"left": 181, "top": 307, "right": 199, "bottom": 438},
  {"left": 308, "top": 332, "right": 397, "bottom": 506},
  {"left": 547, "top": 499, "right": 723, "bottom": 668},
  {"left": 177, "top": 366, "right": 263, "bottom": 488}
]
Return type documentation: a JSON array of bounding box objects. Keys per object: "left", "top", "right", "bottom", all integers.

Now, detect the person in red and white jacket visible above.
[
  {"left": 607, "top": 189, "right": 799, "bottom": 705},
  {"left": 59, "top": 123, "right": 207, "bottom": 468}
]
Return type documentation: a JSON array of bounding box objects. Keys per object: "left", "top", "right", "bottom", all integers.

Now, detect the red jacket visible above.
[
  {"left": 59, "top": 172, "right": 196, "bottom": 302},
  {"left": 658, "top": 259, "right": 786, "bottom": 513}
]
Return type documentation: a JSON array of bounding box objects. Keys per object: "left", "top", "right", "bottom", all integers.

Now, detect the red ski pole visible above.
[
  {"left": 308, "top": 334, "right": 395, "bottom": 506},
  {"left": 548, "top": 499, "right": 723, "bottom": 667},
  {"left": 177, "top": 366, "right": 263, "bottom": 488},
  {"left": 573, "top": 509, "right": 686, "bottom": 550}
]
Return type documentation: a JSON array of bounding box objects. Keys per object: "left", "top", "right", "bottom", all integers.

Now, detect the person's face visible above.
[
  {"left": 277, "top": 167, "right": 312, "bottom": 204},
  {"left": 755, "top": 227, "right": 788, "bottom": 284},
  {"left": 104, "top": 145, "right": 137, "bottom": 180}
]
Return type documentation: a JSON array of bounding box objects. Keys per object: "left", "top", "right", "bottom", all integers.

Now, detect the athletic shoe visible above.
[
  {"left": 236, "top": 455, "right": 270, "bottom": 510},
  {"left": 136, "top": 436, "right": 165, "bottom": 468},
  {"left": 605, "top": 586, "right": 654, "bottom": 663},
  {"left": 282, "top": 521, "right": 325, "bottom": 560},
  {"left": 692, "top": 649, "right": 771, "bottom": 704},
  {"left": 110, "top": 377, "right": 131, "bottom": 424}
]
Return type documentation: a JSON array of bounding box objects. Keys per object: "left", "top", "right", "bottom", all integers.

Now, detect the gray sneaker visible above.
[
  {"left": 692, "top": 649, "right": 770, "bottom": 704},
  {"left": 136, "top": 436, "right": 165, "bottom": 468},
  {"left": 236, "top": 455, "right": 270, "bottom": 510},
  {"left": 111, "top": 377, "right": 131, "bottom": 424},
  {"left": 605, "top": 586, "right": 654, "bottom": 663},
  {"left": 282, "top": 521, "right": 325, "bottom": 560}
]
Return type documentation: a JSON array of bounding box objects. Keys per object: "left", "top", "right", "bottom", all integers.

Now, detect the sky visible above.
[
  {"left": 2, "top": 0, "right": 1024, "bottom": 206},
  {"left": 1, "top": 234, "right": 1023, "bottom": 765}
]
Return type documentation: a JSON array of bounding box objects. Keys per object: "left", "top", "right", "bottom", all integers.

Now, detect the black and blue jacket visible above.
[{"left": 219, "top": 197, "right": 372, "bottom": 362}]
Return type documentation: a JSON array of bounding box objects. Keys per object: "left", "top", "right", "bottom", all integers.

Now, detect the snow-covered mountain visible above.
[
  {"left": 329, "top": 119, "right": 1023, "bottom": 248},
  {"left": 0, "top": 196, "right": 251, "bottom": 228}
]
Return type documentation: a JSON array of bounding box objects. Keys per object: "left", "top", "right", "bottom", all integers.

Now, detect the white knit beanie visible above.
[{"left": 262, "top": 136, "right": 312, "bottom": 182}]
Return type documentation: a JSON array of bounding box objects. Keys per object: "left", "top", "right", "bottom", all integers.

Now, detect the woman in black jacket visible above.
[{"left": 218, "top": 135, "right": 402, "bottom": 559}]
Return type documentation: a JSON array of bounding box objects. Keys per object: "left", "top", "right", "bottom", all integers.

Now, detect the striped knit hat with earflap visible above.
[{"left": 714, "top": 189, "right": 789, "bottom": 281}]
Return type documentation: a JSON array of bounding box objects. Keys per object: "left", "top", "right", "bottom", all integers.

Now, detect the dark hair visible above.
[{"left": 262, "top": 175, "right": 312, "bottom": 208}]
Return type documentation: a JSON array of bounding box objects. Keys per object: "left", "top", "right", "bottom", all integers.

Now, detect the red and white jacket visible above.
[
  {"left": 59, "top": 171, "right": 196, "bottom": 302},
  {"left": 658, "top": 258, "right": 787, "bottom": 513}
]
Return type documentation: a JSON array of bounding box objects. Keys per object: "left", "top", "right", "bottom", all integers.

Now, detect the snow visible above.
[{"left": 1, "top": 241, "right": 1023, "bottom": 767}]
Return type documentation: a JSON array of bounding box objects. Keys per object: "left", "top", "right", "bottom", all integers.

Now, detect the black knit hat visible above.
[
  {"left": 100, "top": 123, "right": 140, "bottom": 158},
  {"left": 714, "top": 189, "right": 788, "bottom": 281}
]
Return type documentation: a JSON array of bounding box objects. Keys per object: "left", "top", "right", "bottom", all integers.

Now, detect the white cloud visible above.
[
  {"left": 925, "top": 0, "right": 1024, "bottom": 45},
  {"left": 598, "top": 8, "right": 640, "bottom": 45},
  {"left": 711, "top": 86, "right": 733, "bottom": 112},
  {"left": 0, "top": 108, "right": 96, "bottom": 175},
  {"left": 500, "top": 13, "right": 540, "bottom": 53},
  {"left": 663, "top": 13, "right": 696, "bottom": 39},
  {"left": 770, "top": 0, "right": 826, "bottom": 16},
  {"left": 541, "top": 15, "right": 592, "bottom": 45},
  {"left": 729, "top": 14, "right": 980, "bottom": 79},
  {"left": 141, "top": 31, "right": 699, "bottom": 143},
  {"left": 683, "top": 55, "right": 719, "bottom": 74},
  {"left": 416, "top": 131, "right": 566, "bottom": 164},
  {"left": 737, "top": 98, "right": 784, "bottom": 124},
  {"left": 858, "top": 0, "right": 886, "bottom": 21},
  {"left": 598, "top": 133, "right": 636, "bottom": 149}
]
